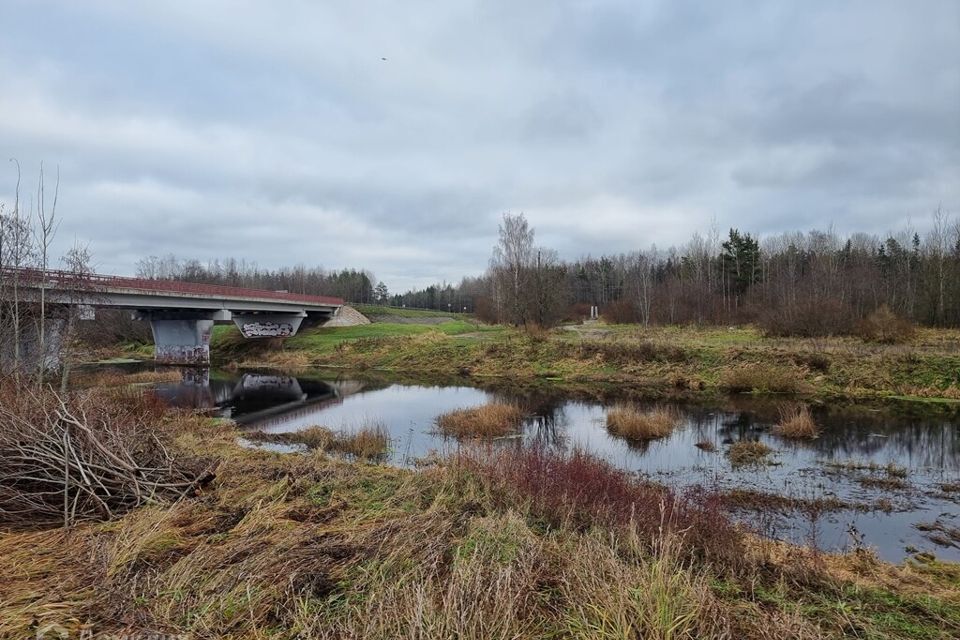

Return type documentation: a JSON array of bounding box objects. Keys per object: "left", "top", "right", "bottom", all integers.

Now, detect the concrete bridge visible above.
[{"left": 1, "top": 268, "right": 343, "bottom": 365}]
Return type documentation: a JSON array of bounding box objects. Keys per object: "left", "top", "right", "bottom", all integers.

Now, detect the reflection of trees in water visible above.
[
  {"left": 760, "top": 404, "right": 960, "bottom": 469},
  {"left": 680, "top": 402, "right": 960, "bottom": 470},
  {"left": 615, "top": 435, "right": 653, "bottom": 455},
  {"left": 150, "top": 370, "right": 960, "bottom": 472},
  {"left": 525, "top": 407, "right": 569, "bottom": 449},
  {"left": 684, "top": 409, "right": 765, "bottom": 444},
  {"left": 490, "top": 389, "right": 572, "bottom": 449}
]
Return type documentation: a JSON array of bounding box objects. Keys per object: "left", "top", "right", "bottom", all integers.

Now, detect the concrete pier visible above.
[{"left": 149, "top": 317, "right": 215, "bottom": 365}]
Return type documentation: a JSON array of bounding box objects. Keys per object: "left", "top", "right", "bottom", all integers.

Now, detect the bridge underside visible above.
[
  {"left": 139, "top": 309, "right": 330, "bottom": 365},
  {"left": 3, "top": 273, "right": 343, "bottom": 368}
]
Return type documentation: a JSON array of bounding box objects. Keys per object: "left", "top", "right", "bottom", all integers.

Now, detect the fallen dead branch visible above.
[{"left": 0, "top": 379, "right": 211, "bottom": 527}]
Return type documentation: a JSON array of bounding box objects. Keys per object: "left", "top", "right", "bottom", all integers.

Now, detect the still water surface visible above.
[{"left": 143, "top": 367, "right": 960, "bottom": 562}]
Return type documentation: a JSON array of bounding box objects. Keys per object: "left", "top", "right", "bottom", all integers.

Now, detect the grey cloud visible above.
[{"left": 0, "top": 0, "right": 956, "bottom": 291}]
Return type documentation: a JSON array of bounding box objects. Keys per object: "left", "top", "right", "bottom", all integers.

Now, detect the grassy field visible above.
[
  {"left": 211, "top": 320, "right": 960, "bottom": 403},
  {"left": 3, "top": 397, "right": 957, "bottom": 639},
  {"left": 352, "top": 304, "right": 463, "bottom": 319}
]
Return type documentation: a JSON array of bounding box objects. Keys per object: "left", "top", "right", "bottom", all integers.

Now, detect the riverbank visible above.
[
  {"left": 201, "top": 321, "right": 960, "bottom": 404},
  {"left": 2, "top": 394, "right": 958, "bottom": 639}
]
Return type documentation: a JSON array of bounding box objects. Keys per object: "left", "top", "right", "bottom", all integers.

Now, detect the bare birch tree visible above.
[
  {"left": 490, "top": 213, "right": 534, "bottom": 325},
  {"left": 33, "top": 162, "right": 60, "bottom": 381}
]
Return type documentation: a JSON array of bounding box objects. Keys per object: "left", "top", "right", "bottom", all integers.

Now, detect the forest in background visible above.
[{"left": 142, "top": 209, "right": 960, "bottom": 336}]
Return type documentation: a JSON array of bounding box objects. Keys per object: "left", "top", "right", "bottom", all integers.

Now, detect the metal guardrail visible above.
[{"left": 0, "top": 268, "right": 344, "bottom": 306}]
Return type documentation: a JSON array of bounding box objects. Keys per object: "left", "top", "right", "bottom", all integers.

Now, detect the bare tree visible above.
[
  {"left": 528, "top": 247, "right": 566, "bottom": 327},
  {"left": 58, "top": 241, "right": 94, "bottom": 392},
  {"left": 927, "top": 206, "right": 950, "bottom": 325},
  {"left": 1, "top": 160, "right": 38, "bottom": 375},
  {"left": 489, "top": 213, "right": 534, "bottom": 325},
  {"left": 32, "top": 162, "right": 60, "bottom": 382}
]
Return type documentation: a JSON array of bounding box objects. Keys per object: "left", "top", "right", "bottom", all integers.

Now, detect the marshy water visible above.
[{"left": 103, "top": 366, "right": 960, "bottom": 563}]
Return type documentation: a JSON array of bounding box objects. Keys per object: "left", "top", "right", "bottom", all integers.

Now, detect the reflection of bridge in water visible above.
[{"left": 152, "top": 370, "right": 367, "bottom": 427}]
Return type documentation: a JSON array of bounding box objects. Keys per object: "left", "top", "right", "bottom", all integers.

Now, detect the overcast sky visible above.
[{"left": 1, "top": 1, "right": 957, "bottom": 291}]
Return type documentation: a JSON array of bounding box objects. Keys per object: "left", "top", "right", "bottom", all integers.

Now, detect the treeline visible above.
[
  {"left": 135, "top": 255, "right": 380, "bottom": 304},
  {"left": 395, "top": 210, "right": 960, "bottom": 334}
]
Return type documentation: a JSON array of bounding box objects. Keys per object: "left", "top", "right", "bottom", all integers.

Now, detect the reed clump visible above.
[
  {"left": 329, "top": 425, "right": 390, "bottom": 459},
  {"left": 436, "top": 403, "right": 524, "bottom": 438},
  {"left": 726, "top": 440, "right": 774, "bottom": 467},
  {"left": 606, "top": 405, "right": 680, "bottom": 441},
  {"left": 772, "top": 405, "right": 819, "bottom": 439},
  {"left": 249, "top": 424, "right": 389, "bottom": 460}
]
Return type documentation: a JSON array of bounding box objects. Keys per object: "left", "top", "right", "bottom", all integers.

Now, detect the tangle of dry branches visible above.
[{"left": 0, "top": 378, "right": 212, "bottom": 527}]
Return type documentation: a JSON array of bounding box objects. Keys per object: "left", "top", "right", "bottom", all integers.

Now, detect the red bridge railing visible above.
[{"left": 0, "top": 268, "right": 343, "bottom": 306}]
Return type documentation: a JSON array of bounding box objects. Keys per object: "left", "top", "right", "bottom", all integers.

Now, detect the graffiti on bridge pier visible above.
[{"left": 241, "top": 321, "right": 295, "bottom": 338}]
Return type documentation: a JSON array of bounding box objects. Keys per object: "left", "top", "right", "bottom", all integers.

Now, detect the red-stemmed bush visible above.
[{"left": 457, "top": 444, "right": 740, "bottom": 565}]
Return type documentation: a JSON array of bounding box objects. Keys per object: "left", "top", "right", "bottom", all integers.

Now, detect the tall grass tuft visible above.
[
  {"left": 726, "top": 440, "right": 774, "bottom": 467},
  {"left": 330, "top": 424, "right": 390, "bottom": 460},
  {"left": 719, "top": 364, "right": 803, "bottom": 393},
  {"left": 436, "top": 403, "right": 524, "bottom": 438},
  {"left": 562, "top": 524, "right": 711, "bottom": 640},
  {"left": 606, "top": 405, "right": 680, "bottom": 441},
  {"left": 772, "top": 405, "right": 819, "bottom": 439},
  {"left": 249, "top": 424, "right": 389, "bottom": 460}
]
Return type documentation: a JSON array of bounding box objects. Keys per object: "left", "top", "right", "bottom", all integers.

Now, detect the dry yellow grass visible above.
[
  {"left": 1, "top": 413, "right": 957, "bottom": 639},
  {"left": 330, "top": 425, "right": 391, "bottom": 459},
  {"left": 727, "top": 440, "right": 774, "bottom": 467},
  {"left": 606, "top": 405, "right": 680, "bottom": 441},
  {"left": 773, "top": 405, "right": 819, "bottom": 439},
  {"left": 248, "top": 424, "right": 389, "bottom": 460},
  {"left": 436, "top": 403, "right": 524, "bottom": 438},
  {"left": 76, "top": 368, "right": 183, "bottom": 387}
]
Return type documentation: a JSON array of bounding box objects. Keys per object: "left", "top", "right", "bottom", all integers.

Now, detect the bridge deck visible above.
[{"left": 2, "top": 268, "right": 344, "bottom": 312}]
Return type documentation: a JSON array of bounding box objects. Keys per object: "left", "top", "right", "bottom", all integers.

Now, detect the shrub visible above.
[
  {"left": 726, "top": 440, "right": 774, "bottom": 467},
  {"left": 458, "top": 445, "right": 740, "bottom": 563},
  {"left": 601, "top": 300, "right": 639, "bottom": 324},
  {"left": 436, "top": 403, "right": 524, "bottom": 438},
  {"left": 772, "top": 405, "right": 819, "bottom": 439},
  {"left": 856, "top": 305, "right": 916, "bottom": 344},
  {"left": 606, "top": 405, "right": 680, "bottom": 441},
  {"left": 757, "top": 297, "right": 854, "bottom": 337},
  {"left": 719, "top": 364, "right": 802, "bottom": 393},
  {"left": 792, "top": 352, "right": 831, "bottom": 373},
  {"left": 473, "top": 295, "right": 499, "bottom": 324},
  {"left": 577, "top": 340, "right": 686, "bottom": 364},
  {"left": 565, "top": 302, "right": 593, "bottom": 323}
]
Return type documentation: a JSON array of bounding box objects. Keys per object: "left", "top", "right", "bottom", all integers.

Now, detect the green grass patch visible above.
[
  {"left": 285, "top": 321, "right": 479, "bottom": 354},
  {"left": 353, "top": 304, "right": 463, "bottom": 319}
]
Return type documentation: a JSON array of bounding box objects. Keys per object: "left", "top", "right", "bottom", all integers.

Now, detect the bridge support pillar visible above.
[
  {"left": 0, "top": 316, "right": 67, "bottom": 373},
  {"left": 232, "top": 312, "right": 306, "bottom": 338},
  {"left": 145, "top": 314, "right": 215, "bottom": 365}
]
